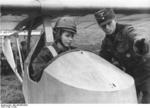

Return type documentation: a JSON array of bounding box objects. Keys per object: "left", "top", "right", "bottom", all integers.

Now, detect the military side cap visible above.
[{"left": 94, "top": 8, "right": 115, "bottom": 26}]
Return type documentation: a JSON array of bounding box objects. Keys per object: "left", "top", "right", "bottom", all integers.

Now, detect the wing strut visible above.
[
  {"left": 2, "top": 36, "right": 23, "bottom": 83},
  {"left": 16, "top": 36, "right": 24, "bottom": 78},
  {"left": 43, "top": 17, "right": 54, "bottom": 46}
]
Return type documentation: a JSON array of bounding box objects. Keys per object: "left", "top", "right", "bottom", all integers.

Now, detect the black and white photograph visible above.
[{"left": 0, "top": 0, "right": 150, "bottom": 106}]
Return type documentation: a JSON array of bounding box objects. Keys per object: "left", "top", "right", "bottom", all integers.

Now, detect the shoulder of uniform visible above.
[
  {"left": 39, "top": 47, "right": 53, "bottom": 56},
  {"left": 44, "top": 43, "right": 56, "bottom": 52},
  {"left": 123, "top": 25, "right": 135, "bottom": 34}
]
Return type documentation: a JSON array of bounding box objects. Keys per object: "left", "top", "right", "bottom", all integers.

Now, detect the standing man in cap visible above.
[
  {"left": 94, "top": 8, "right": 150, "bottom": 103},
  {"left": 31, "top": 16, "right": 77, "bottom": 82}
]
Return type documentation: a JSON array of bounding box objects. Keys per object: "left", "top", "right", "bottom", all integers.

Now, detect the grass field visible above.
[
  {"left": 0, "top": 74, "right": 25, "bottom": 103},
  {"left": 1, "top": 13, "right": 150, "bottom": 104}
]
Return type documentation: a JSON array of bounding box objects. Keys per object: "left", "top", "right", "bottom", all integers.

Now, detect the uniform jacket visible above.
[{"left": 99, "top": 23, "right": 150, "bottom": 86}]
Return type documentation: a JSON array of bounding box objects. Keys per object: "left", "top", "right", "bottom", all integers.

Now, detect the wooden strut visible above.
[
  {"left": 2, "top": 36, "right": 23, "bottom": 83},
  {"left": 16, "top": 36, "right": 24, "bottom": 78},
  {"left": 43, "top": 17, "right": 54, "bottom": 46}
]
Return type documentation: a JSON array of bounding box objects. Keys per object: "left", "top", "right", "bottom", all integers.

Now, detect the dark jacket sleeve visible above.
[
  {"left": 31, "top": 47, "right": 53, "bottom": 82},
  {"left": 99, "top": 39, "right": 113, "bottom": 62},
  {"left": 123, "top": 25, "right": 150, "bottom": 56}
]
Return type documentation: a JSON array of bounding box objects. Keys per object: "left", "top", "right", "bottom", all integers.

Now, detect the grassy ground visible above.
[
  {"left": 1, "top": 13, "right": 150, "bottom": 104},
  {"left": 0, "top": 73, "right": 25, "bottom": 103}
]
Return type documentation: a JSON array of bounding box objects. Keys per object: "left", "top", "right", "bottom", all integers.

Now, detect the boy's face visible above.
[
  {"left": 61, "top": 31, "right": 74, "bottom": 47},
  {"left": 100, "top": 19, "right": 116, "bottom": 35}
]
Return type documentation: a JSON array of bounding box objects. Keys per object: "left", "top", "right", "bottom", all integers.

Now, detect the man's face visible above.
[
  {"left": 100, "top": 19, "right": 116, "bottom": 35},
  {"left": 61, "top": 31, "right": 74, "bottom": 47}
]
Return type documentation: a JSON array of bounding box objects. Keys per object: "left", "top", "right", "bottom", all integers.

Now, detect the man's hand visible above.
[{"left": 134, "top": 38, "right": 149, "bottom": 56}]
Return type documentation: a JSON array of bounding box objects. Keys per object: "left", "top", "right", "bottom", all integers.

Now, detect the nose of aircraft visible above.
[{"left": 32, "top": 50, "right": 137, "bottom": 103}]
